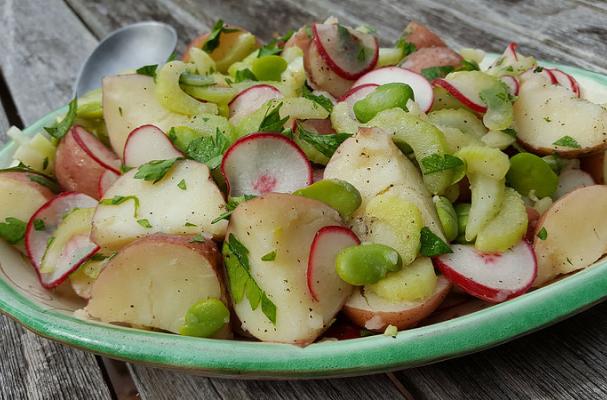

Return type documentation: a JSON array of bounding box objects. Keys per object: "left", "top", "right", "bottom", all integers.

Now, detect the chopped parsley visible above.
[
  {"left": 543, "top": 116, "right": 552, "bottom": 123},
  {"left": 137, "top": 219, "right": 152, "bottom": 229},
  {"left": 420, "top": 227, "right": 452, "bottom": 257},
  {"left": 224, "top": 234, "right": 276, "bottom": 324},
  {"left": 211, "top": 195, "right": 256, "bottom": 224},
  {"left": 258, "top": 103, "right": 289, "bottom": 132},
  {"left": 297, "top": 123, "right": 351, "bottom": 158},
  {"left": 184, "top": 129, "right": 230, "bottom": 170},
  {"left": 136, "top": 64, "right": 158, "bottom": 77},
  {"left": 395, "top": 38, "right": 416, "bottom": 57},
  {"left": 184, "top": 222, "right": 197, "bottom": 227},
  {"left": 552, "top": 135, "right": 581, "bottom": 148},
  {"left": 234, "top": 68, "right": 257, "bottom": 83},
  {"left": 0, "top": 217, "right": 27, "bottom": 245},
  {"left": 99, "top": 195, "right": 140, "bottom": 218},
  {"left": 42, "top": 157, "right": 49, "bottom": 171},
  {"left": 1, "top": 164, "right": 61, "bottom": 193},
  {"left": 44, "top": 98, "right": 77, "bottom": 141},
  {"left": 302, "top": 86, "right": 333, "bottom": 113},
  {"left": 261, "top": 250, "right": 277, "bottom": 262},
  {"left": 537, "top": 227, "right": 548, "bottom": 240},
  {"left": 420, "top": 154, "right": 464, "bottom": 175},
  {"left": 503, "top": 128, "right": 518, "bottom": 138},
  {"left": 421, "top": 66, "right": 455, "bottom": 81},
  {"left": 33, "top": 219, "right": 46, "bottom": 231},
  {"left": 177, "top": 179, "right": 187, "bottom": 191},
  {"left": 134, "top": 158, "right": 180, "bottom": 183},
  {"left": 190, "top": 233, "right": 206, "bottom": 243},
  {"left": 203, "top": 20, "right": 239, "bottom": 52}
]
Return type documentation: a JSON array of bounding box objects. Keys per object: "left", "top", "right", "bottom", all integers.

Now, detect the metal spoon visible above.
[{"left": 73, "top": 21, "right": 177, "bottom": 97}]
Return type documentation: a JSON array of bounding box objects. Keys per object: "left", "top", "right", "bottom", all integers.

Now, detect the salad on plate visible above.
[{"left": 1, "top": 17, "right": 607, "bottom": 346}]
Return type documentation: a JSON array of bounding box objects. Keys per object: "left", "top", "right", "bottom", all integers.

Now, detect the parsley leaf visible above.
[
  {"left": 302, "top": 86, "right": 333, "bottom": 113},
  {"left": 224, "top": 234, "right": 277, "bottom": 324},
  {"left": 185, "top": 129, "right": 230, "bottom": 170},
  {"left": 537, "top": 227, "right": 548, "bottom": 240},
  {"left": 421, "top": 66, "right": 454, "bottom": 81},
  {"left": 33, "top": 219, "right": 45, "bottom": 231},
  {"left": 420, "top": 154, "right": 464, "bottom": 175},
  {"left": 420, "top": 227, "right": 452, "bottom": 256},
  {"left": 44, "top": 98, "right": 77, "bottom": 141},
  {"left": 137, "top": 219, "right": 152, "bottom": 229},
  {"left": 297, "top": 123, "right": 351, "bottom": 158},
  {"left": 261, "top": 250, "right": 277, "bottom": 261},
  {"left": 552, "top": 135, "right": 581, "bottom": 149},
  {"left": 503, "top": 128, "right": 518, "bottom": 138},
  {"left": 234, "top": 68, "right": 258, "bottom": 83},
  {"left": 395, "top": 39, "right": 416, "bottom": 57},
  {"left": 1, "top": 164, "right": 60, "bottom": 193},
  {"left": 0, "top": 217, "right": 27, "bottom": 245},
  {"left": 211, "top": 195, "right": 256, "bottom": 224},
  {"left": 136, "top": 64, "right": 158, "bottom": 77},
  {"left": 184, "top": 222, "right": 197, "bottom": 227},
  {"left": 177, "top": 179, "right": 187, "bottom": 190},
  {"left": 258, "top": 30, "right": 295, "bottom": 57},
  {"left": 99, "top": 195, "right": 140, "bottom": 218},
  {"left": 258, "top": 103, "right": 289, "bottom": 132},
  {"left": 203, "top": 20, "right": 239, "bottom": 52},
  {"left": 134, "top": 158, "right": 180, "bottom": 183},
  {"left": 458, "top": 59, "right": 480, "bottom": 72},
  {"left": 190, "top": 233, "right": 206, "bottom": 243}
]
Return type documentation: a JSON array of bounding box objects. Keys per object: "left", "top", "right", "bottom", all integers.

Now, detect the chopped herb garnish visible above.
[
  {"left": 33, "top": 219, "right": 45, "bottom": 231},
  {"left": 120, "top": 164, "right": 134, "bottom": 174},
  {"left": 395, "top": 39, "right": 416, "bottom": 57},
  {"left": 261, "top": 250, "right": 277, "bottom": 261},
  {"left": 134, "top": 158, "right": 180, "bottom": 183},
  {"left": 533, "top": 66, "right": 544, "bottom": 73},
  {"left": 137, "top": 219, "right": 152, "bottom": 229},
  {"left": 203, "top": 20, "right": 239, "bottom": 52},
  {"left": 503, "top": 128, "right": 518, "bottom": 138},
  {"left": 99, "top": 195, "right": 140, "bottom": 218},
  {"left": 552, "top": 135, "right": 581, "bottom": 149},
  {"left": 258, "top": 103, "right": 289, "bottom": 132},
  {"left": 0, "top": 217, "right": 27, "bottom": 245},
  {"left": 234, "top": 68, "right": 258, "bottom": 83},
  {"left": 184, "top": 129, "right": 230, "bottom": 170},
  {"left": 420, "top": 154, "right": 464, "bottom": 175},
  {"left": 90, "top": 253, "right": 109, "bottom": 262},
  {"left": 297, "top": 123, "right": 351, "bottom": 158},
  {"left": 136, "top": 64, "right": 158, "bottom": 77},
  {"left": 258, "top": 40, "right": 282, "bottom": 58},
  {"left": 543, "top": 116, "right": 552, "bottom": 123},
  {"left": 42, "top": 157, "right": 49, "bottom": 171},
  {"left": 458, "top": 59, "right": 480, "bottom": 72},
  {"left": 44, "top": 98, "right": 77, "bottom": 141},
  {"left": 190, "top": 233, "right": 206, "bottom": 243},
  {"left": 302, "top": 86, "right": 334, "bottom": 113},
  {"left": 212, "top": 195, "right": 256, "bottom": 224},
  {"left": 224, "top": 234, "right": 277, "bottom": 324},
  {"left": 177, "top": 179, "right": 187, "bottom": 191},
  {"left": 420, "top": 227, "right": 452, "bottom": 257},
  {"left": 421, "top": 66, "right": 455, "bottom": 81},
  {"left": 537, "top": 227, "right": 548, "bottom": 240},
  {"left": 0, "top": 164, "right": 60, "bottom": 193},
  {"left": 184, "top": 222, "right": 197, "bottom": 227}
]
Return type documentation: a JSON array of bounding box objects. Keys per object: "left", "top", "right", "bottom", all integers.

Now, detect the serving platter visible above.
[{"left": 0, "top": 59, "right": 606, "bottom": 378}]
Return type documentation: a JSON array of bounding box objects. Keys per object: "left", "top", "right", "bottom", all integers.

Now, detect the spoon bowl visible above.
[{"left": 74, "top": 21, "right": 177, "bottom": 97}]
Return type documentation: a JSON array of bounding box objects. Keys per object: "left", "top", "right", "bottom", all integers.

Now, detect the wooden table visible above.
[{"left": 0, "top": 0, "right": 606, "bottom": 398}]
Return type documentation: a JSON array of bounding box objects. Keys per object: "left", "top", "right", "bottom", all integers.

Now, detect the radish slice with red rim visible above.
[
  {"left": 229, "top": 84, "right": 283, "bottom": 124},
  {"left": 221, "top": 132, "right": 313, "bottom": 196},
  {"left": 312, "top": 23, "right": 378, "bottom": 80},
  {"left": 123, "top": 125, "right": 183, "bottom": 167},
  {"left": 433, "top": 241, "right": 537, "bottom": 303},
  {"left": 504, "top": 42, "right": 519, "bottom": 62},
  {"left": 97, "top": 169, "right": 120, "bottom": 198},
  {"left": 71, "top": 126, "right": 121, "bottom": 174},
  {"left": 549, "top": 68, "right": 581, "bottom": 97},
  {"left": 307, "top": 225, "right": 359, "bottom": 302},
  {"left": 337, "top": 83, "right": 378, "bottom": 105},
  {"left": 500, "top": 75, "right": 520, "bottom": 96},
  {"left": 25, "top": 192, "right": 98, "bottom": 271},
  {"left": 432, "top": 78, "right": 487, "bottom": 113},
  {"left": 352, "top": 67, "right": 434, "bottom": 112},
  {"left": 40, "top": 234, "right": 99, "bottom": 289}
]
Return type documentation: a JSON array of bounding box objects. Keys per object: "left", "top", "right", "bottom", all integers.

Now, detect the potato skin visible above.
[
  {"left": 0, "top": 171, "right": 54, "bottom": 200},
  {"left": 343, "top": 276, "right": 451, "bottom": 332},
  {"left": 402, "top": 21, "right": 447, "bottom": 49},
  {"left": 401, "top": 47, "right": 463, "bottom": 74},
  {"left": 580, "top": 151, "right": 606, "bottom": 184}
]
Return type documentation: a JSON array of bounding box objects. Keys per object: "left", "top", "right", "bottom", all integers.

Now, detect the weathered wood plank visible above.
[
  {"left": 396, "top": 301, "right": 607, "bottom": 400},
  {"left": 128, "top": 366, "right": 407, "bottom": 400}
]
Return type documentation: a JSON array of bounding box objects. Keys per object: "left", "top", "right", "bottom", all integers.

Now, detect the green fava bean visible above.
[
  {"left": 179, "top": 298, "right": 229, "bottom": 338},
  {"left": 336, "top": 243, "right": 402, "bottom": 286},
  {"left": 506, "top": 153, "right": 558, "bottom": 198},
  {"left": 454, "top": 203, "right": 472, "bottom": 244},
  {"left": 353, "top": 83, "right": 414, "bottom": 123},
  {"left": 293, "top": 179, "right": 362, "bottom": 217},
  {"left": 433, "top": 195, "right": 458, "bottom": 242},
  {"left": 251, "top": 55, "right": 288, "bottom": 82}
]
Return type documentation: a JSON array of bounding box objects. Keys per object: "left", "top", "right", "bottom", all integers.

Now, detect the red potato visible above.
[
  {"left": 343, "top": 275, "right": 451, "bottom": 332},
  {"left": 400, "top": 47, "right": 463, "bottom": 74},
  {"left": 283, "top": 26, "right": 312, "bottom": 56},
  {"left": 580, "top": 150, "right": 607, "bottom": 184},
  {"left": 86, "top": 233, "right": 230, "bottom": 335},
  {"left": 401, "top": 21, "right": 447, "bottom": 49},
  {"left": 54, "top": 126, "right": 121, "bottom": 199}
]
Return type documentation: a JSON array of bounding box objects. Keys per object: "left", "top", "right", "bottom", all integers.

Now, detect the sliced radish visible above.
[
  {"left": 123, "top": 125, "right": 183, "bottom": 167},
  {"left": 221, "top": 132, "right": 313, "bottom": 196},
  {"left": 337, "top": 83, "right": 378, "bottom": 105},
  {"left": 312, "top": 23, "right": 378, "bottom": 80},
  {"left": 40, "top": 234, "right": 99, "bottom": 289},
  {"left": 313, "top": 168, "right": 324, "bottom": 183},
  {"left": 549, "top": 69, "right": 581, "bottom": 97},
  {"left": 434, "top": 241, "right": 537, "bottom": 303},
  {"left": 228, "top": 84, "right": 283, "bottom": 124},
  {"left": 97, "top": 169, "right": 120, "bottom": 198},
  {"left": 25, "top": 192, "right": 98, "bottom": 271},
  {"left": 432, "top": 78, "right": 487, "bottom": 113},
  {"left": 352, "top": 67, "right": 434, "bottom": 112},
  {"left": 307, "top": 226, "right": 359, "bottom": 302},
  {"left": 500, "top": 75, "right": 520, "bottom": 96},
  {"left": 71, "top": 126, "right": 121, "bottom": 174},
  {"left": 504, "top": 42, "right": 519, "bottom": 62}
]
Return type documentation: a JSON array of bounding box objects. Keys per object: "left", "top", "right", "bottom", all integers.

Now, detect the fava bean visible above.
[
  {"left": 179, "top": 298, "right": 229, "bottom": 338},
  {"left": 353, "top": 83, "right": 414, "bottom": 123},
  {"left": 251, "top": 55, "right": 288, "bottom": 82},
  {"left": 336, "top": 243, "right": 402, "bottom": 285},
  {"left": 433, "top": 195, "right": 458, "bottom": 242},
  {"left": 294, "top": 179, "right": 362, "bottom": 217},
  {"left": 454, "top": 203, "right": 472, "bottom": 244},
  {"left": 506, "top": 153, "right": 558, "bottom": 198}
]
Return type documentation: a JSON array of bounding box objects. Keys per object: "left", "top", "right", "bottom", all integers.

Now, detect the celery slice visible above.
[
  {"left": 465, "top": 174, "right": 505, "bottom": 242},
  {"left": 367, "top": 256, "right": 437, "bottom": 302}
]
